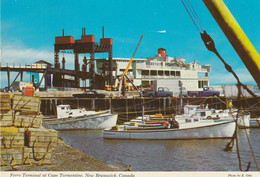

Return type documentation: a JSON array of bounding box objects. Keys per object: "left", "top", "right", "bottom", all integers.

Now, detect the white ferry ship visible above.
[{"left": 97, "top": 48, "right": 211, "bottom": 92}]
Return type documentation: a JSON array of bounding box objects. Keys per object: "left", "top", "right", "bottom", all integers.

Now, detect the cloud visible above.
[
  {"left": 1, "top": 45, "right": 54, "bottom": 64},
  {"left": 157, "top": 30, "right": 166, "bottom": 33},
  {"left": 210, "top": 68, "right": 255, "bottom": 85}
]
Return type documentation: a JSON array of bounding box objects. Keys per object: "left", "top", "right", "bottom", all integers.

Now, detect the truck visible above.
[
  {"left": 143, "top": 87, "right": 173, "bottom": 98},
  {"left": 187, "top": 87, "right": 220, "bottom": 97}
]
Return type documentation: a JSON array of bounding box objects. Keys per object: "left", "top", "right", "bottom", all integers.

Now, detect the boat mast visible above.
[{"left": 179, "top": 80, "right": 183, "bottom": 115}]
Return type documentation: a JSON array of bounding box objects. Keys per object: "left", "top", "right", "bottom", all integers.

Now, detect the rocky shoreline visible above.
[{"left": 1, "top": 139, "right": 126, "bottom": 171}]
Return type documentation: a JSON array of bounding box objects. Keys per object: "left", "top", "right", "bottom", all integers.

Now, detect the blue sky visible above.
[{"left": 1, "top": 0, "right": 260, "bottom": 87}]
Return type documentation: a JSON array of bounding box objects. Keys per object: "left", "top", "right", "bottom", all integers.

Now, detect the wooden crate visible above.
[
  {"left": 23, "top": 147, "right": 52, "bottom": 165},
  {"left": 25, "top": 127, "right": 58, "bottom": 148},
  {"left": 14, "top": 112, "right": 43, "bottom": 128},
  {"left": 0, "top": 94, "right": 11, "bottom": 113},
  {"left": 0, "top": 148, "right": 24, "bottom": 166},
  {"left": 0, "top": 110, "right": 14, "bottom": 127},
  {"left": 12, "top": 94, "right": 41, "bottom": 113},
  {"left": 0, "top": 127, "right": 25, "bottom": 148}
]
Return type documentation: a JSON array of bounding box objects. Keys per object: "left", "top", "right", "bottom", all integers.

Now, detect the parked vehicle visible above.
[
  {"left": 143, "top": 87, "right": 173, "bottom": 97},
  {"left": 187, "top": 86, "right": 220, "bottom": 97},
  {"left": 72, "top": 90, "right": 106, "bottom": 98},
  {"left": 0, "top": 87, "right": 18, "bottom": 92}
]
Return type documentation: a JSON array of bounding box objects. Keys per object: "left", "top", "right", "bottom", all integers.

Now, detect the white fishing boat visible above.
[
  {"left": 175, "top": 105, "right": 250, "bottom": 128},
  {"left": 43, "top": 105, "right": 118, "bottom": 130},
  {"left": 103, "top": 105, "right": 236, "bottom": 140},
  {"left": 103, "top": 116, "right": 235, "bottom": 140}
]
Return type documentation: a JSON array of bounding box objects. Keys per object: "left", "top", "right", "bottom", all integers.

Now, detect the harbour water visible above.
[{"left": 59, "top": 128, "right": 260, "bottom": 171}]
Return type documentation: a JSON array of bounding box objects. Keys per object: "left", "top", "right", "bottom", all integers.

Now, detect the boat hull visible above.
[
  {"left": 214, "top": 114, "right": 250, "bottom": 128},
  {"left": 250, "top": 118, "right": 260, "bottom": 128},
  {"left": 44, "top": 113, "right": 118, "bottom": 130},
  {"left": 103, "top": 121, "right": 235, "bottom": 140}
]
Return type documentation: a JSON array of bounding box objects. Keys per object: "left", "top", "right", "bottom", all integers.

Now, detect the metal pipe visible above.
[
  {"left": 202, "top": 0, "right": 260, "bottom": 88},
  {"left": 102, "top": 26, "right": 104, "bottom": 38}
]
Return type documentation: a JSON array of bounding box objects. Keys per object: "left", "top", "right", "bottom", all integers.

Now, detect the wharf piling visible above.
[{"left": 40, "top": 97, "right": 260, "bottom": 124}]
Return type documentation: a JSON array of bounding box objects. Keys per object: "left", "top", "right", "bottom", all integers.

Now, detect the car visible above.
[
  {"left": 0, "top": 87, "right": 18, "bottom": 92},
  {"left": 72, "top": 90, "right": 106, "bottom": 98}
]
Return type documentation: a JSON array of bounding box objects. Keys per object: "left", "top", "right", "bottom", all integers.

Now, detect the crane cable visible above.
[{"left": 180, "top": 0, "right": 259, "bottom": 171}]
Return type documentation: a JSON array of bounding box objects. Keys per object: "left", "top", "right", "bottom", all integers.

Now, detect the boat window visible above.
[
  {"left": 194, "top": 119, "right": 199, "bottom": 122},
  {"left": 200, "top": 112, "right": 206, "bottom": 116},
  {"left": 186, "top": 119, "right": 192, "bottom": 123},
  {"left": 61, "top": 107, "right": 65, "bottom": 110}
]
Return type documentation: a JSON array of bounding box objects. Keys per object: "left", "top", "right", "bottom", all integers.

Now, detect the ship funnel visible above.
[{"left": 158, "top": 48, "right": 166, "bottom": 57}]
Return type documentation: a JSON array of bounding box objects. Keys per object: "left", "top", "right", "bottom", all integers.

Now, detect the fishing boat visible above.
[
  {"left": 103, "top": 107, "right": 236, "bottom": 140},
  {"left": 173, "top": 105, "right": 250, "bottom": 128},
  {"left": 43, "top": 105, "right": 118, "bottom": 130},
  {"left": 103, "top": 116, "right": 235, "bottom": 140}
]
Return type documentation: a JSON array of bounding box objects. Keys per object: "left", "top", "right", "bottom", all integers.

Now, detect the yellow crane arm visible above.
[
  {"left": 124, "top": 33, "right": 144, "bottom": 75},
  {"left": 202, "top": 0, "right": 260, "bottom": 88}
]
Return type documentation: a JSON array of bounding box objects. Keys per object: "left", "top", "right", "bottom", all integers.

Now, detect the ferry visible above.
[{"left": 97, "top": 48, "right": 211, "bottom": 92}]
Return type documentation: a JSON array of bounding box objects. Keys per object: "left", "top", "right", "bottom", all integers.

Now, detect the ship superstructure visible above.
[{"left": 97, "top": 48, "right": 211, "bottom": 92}]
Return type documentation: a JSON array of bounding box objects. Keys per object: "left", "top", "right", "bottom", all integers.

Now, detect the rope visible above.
[
  {"left": 0, "top": 155, "right": 17, "bottom": 166},
  {"left": 23, "top": 154, "right": 33, "bottom": 166},
  {"left": 180, "top": 2, "right": 259, "bottom": 169},
  {"left": 32, "top": 139, "right": 53, "bottom": 162},
  {"left": 198, "top": 29, "right": 259, "bottom": 171}
]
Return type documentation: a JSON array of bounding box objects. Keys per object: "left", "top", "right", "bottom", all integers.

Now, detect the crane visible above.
[{"left": 118, "top": 33, "right": 144, "bottom": 97}]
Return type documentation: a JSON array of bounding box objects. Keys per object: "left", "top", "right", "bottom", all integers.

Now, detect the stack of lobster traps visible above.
[{"left": 0, "top": 93, "right": 59, "bottom": 167}]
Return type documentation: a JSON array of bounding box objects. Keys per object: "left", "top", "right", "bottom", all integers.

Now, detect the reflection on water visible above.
[{"left": 59, "top": 129, "right": 260, "bottom": 171}]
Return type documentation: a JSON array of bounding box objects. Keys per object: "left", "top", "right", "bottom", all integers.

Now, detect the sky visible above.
[{"left": 1, "top": 0, "right": 260, "bottom": 87}]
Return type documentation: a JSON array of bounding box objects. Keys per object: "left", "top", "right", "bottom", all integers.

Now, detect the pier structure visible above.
[
  {"left": 40, "top": 96, "right": 260, "bottom": 123},
  {"left": 0, "top": 62, "right": 49, "bottom": 90},
  {"left": 54, "top": 27, "right": 114, "bottom": 90},
  {"left": 0, "top": 62, "right": 106, "bottom": 90}
]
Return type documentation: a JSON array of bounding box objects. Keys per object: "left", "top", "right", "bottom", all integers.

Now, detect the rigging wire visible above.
[
  {"left": 180, "top": 0, "right": 201, "bottom": 33},
  {"left": 186, "top": 0, "right": 205, "bottom": 31}
]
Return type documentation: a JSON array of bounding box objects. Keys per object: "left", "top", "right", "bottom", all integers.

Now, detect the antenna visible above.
[
  {"left": 102, "top": 26, "right": 104, "bottom": 38},
  {"left": 62, "top": 29, "right": 64, "bottom": 36}
]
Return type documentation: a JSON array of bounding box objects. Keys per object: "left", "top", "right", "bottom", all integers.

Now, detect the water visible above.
[{"left": 59, "top": 128, "right": 260, "bottom": 171}]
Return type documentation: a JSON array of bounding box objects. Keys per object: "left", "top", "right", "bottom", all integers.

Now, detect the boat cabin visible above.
[
  {"left": 57, "top": 105, "right": 72, "bottom": 119},
  {"left": 183, "top": 105, "right": 200, "bottom": 115}
]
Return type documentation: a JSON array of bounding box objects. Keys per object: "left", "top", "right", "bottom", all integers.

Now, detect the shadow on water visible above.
[{"left": 59, "top": 129, "right": 260, "bottom": 171}]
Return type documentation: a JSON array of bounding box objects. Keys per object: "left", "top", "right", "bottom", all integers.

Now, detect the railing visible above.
[
  {"left": 140, "top": 75, "right": 181, "bottom": 79},
  {"left": 0, "top": 63, "right": 47, "bottom": 69},
  {"left": 136, "top": 65, "right": 181, "bottom": 70}
]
